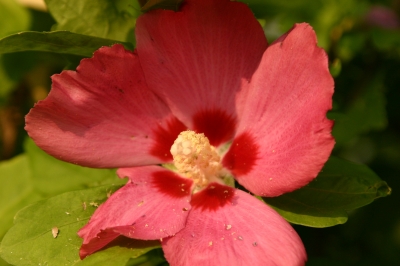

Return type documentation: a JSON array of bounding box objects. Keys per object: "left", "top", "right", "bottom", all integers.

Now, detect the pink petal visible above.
[
  {"left": 79, "top": 231, "right": 160, "bottom": 259},
  {"left": 162, "top": 183, "right": 306, "bottom": 266},
  {"left": 79, "top": 229, "right": 120, "bottom": 259},
  {"left": 223, "top": 23, "right": 335, "bottom": 197},
  {"left": 25, "top": 44, "right": 180, "bottom": 168},
  {"left": 135, "top": 0, "right": 267, "bottom": 146},
  {"left": 78, "top": 166, "right": 193, "bottom": 258}
]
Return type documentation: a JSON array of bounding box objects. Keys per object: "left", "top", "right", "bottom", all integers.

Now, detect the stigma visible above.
[{"left": 170, "top": 130, "right": 223, "bottom": 190}]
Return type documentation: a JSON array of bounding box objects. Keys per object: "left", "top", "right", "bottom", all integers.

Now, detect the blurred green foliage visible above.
[
  {"left": 0, "top": 0, "right": 31, "bottom": 104},
  {"left": 44, "top": 0, "right": 138, "bottom": 42},
  {"left": 0, "top": 0, "right": 399, "bottom": 265}
]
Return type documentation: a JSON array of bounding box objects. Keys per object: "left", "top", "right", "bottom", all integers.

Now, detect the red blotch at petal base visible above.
[
  {"left": 192, "top": 109, "right": 236, "bottom": 147},
  {"left": 222, "top": 132, "right": 259, "bottom": 176},
  {"left": 152, "top": 170, "right": 193, "bottom": 198},
  {"left": 150, "top": 117, "right": 187, "bottom": 162},
  {"left": 190, "top": 183, "right": 235, "bottom": 211}
]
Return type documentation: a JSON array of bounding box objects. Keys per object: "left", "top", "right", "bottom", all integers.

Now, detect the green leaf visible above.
[
  {"left": 0, "top": 140, "right": 129, "bottom": 264},
  {"left": 126, "top": 249, "right": 166, "bottom": 266},
  {"left": 0, "top": 31, "right": 134, "bottom": 57},
  {"left": 44, "top": 0, "right": 138, "bottom": 42},
  {"left": 141, "top": 0, "right": 183, "bottom": 11},
  {"left": 76, "top": 245, "right": 158, "bottom": 266},
  {"left": 25, "top": 138, "right": 125, "bottom": 196},
  {"left": 264, "top": 156, "right": 391, "bottom": 228},
  {"left": 0, "top": 138, "right": 123, "bottom": 239},
  {"left": 0, "top": 155, "right": 42, "bottom": 266},
  {"left": 0, "top": 184, "right": 156, "bottom": 266},
  {"left": 0, "top": 0, "right": 31, "bottom": 104},
  {"left": 114, "top": 0, "right": 141, "bottom": 17},
  {"left": 0, "top": 258, "right": 10, "bottom": 266},
  {"left": 0, "top": 155, "right": 42, "bottom": 239}
]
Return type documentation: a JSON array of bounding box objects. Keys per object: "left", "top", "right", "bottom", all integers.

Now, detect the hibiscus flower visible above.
[{"left": 25, "top": 0, "right": 334, "bottom": 265}]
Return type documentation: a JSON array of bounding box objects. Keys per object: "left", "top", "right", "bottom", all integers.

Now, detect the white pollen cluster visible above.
[{"left": 170, "top": 130, "right": 222, "bottom": 188}]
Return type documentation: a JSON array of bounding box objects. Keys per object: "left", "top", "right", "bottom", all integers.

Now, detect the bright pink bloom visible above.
[{"left": 25, "top": 0, "right": 334, "bottom": 265}]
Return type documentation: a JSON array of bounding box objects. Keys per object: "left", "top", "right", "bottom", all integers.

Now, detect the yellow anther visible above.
[{"left": 170, "top": 130, "right": 222, "bottom": 189}]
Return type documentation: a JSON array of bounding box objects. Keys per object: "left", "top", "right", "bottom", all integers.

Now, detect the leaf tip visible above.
[{"left": 376, "top": 181, "right": 392, "bottom": 198}]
